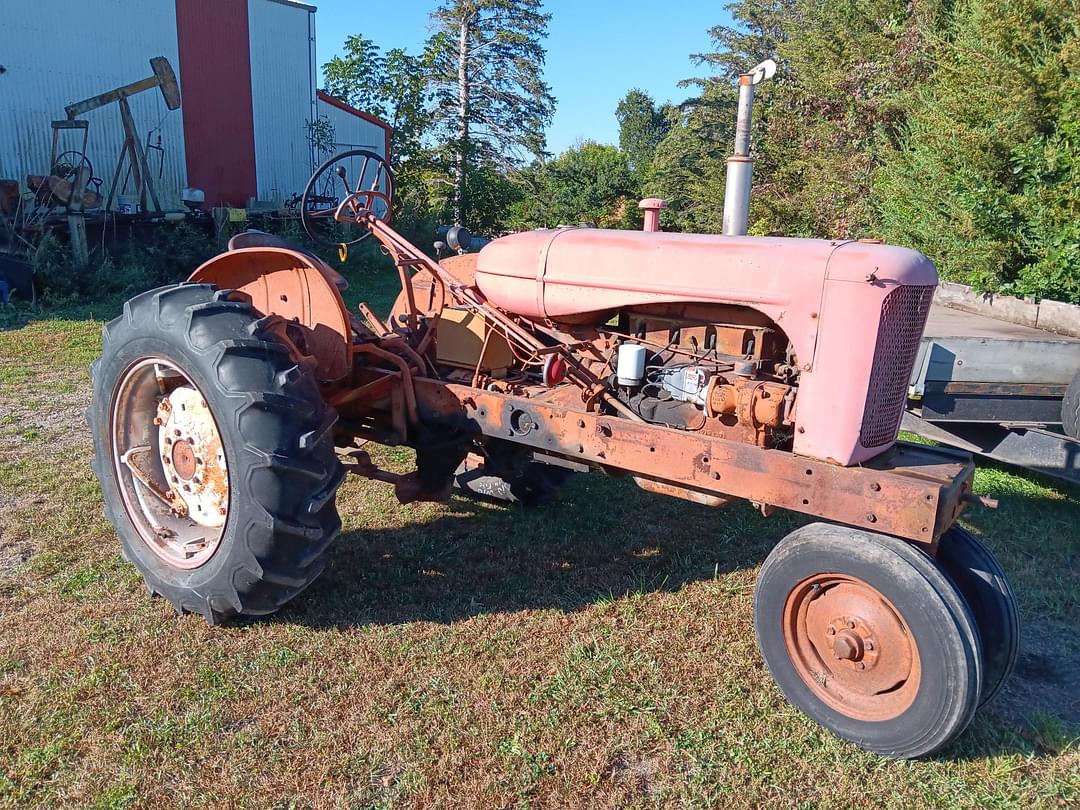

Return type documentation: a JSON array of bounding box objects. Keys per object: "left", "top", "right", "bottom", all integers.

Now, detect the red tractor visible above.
[{"left": 87, "top": 70, "right": 1017, "bottom": 759}]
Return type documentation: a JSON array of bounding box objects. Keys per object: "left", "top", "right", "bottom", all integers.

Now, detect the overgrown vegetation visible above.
[
  {"left": 18, "top": 218, "right": 395, "bottom": 307},
  {"left": 650, "top": 0, "right": 1080, "bottom": 302},
  {"left": 320, "top": 0, "right": 1078, "bottom": 303}
]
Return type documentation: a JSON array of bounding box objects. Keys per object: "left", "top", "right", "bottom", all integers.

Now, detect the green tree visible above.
[
  {"left": 321, "top": 37, "right": 432, "bottom": 168},
  {"left": 511, "top": 142, "right": 638, "bottom": 230},
  {"left": 427, "top": 0, "right": 556, "bottom": 227},
  {"left": 615, "top": 89, "right": 670, "bottom": 176},
  {"left": 323, "top": 35, "right": 388, "bottom": 116},
  {"left": 875, "top": 0, "right": 1080, "bottom": 300},
  {"left": 647, "top": 86, "right": 735, "bottom": 233}
]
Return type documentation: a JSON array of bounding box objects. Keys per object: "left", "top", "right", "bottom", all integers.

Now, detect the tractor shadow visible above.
[
  {"left": 296, "top": 472, "right": 801, "bottom": 629},
  {"left": 278, "top": 466, "right": 1080, "bottom": 760}
]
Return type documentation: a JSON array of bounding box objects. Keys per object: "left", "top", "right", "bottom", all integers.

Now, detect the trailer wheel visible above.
[
  {"left": 1062, "top": 371, "right": 1080, "bottom": 439},
  {"left": 936, "top": 526, "right": 1019, "bottom": 706},
  {"left": 87, "top": 284, "right": 344, "bottom": 623},
  {"left": 754, "top": 523, "right": 982, "bottom": 758}
]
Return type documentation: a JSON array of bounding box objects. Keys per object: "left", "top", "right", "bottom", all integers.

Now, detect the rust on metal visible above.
[
  {"left": 413, "top": 381, "right": 972, "bottom": 545},
  {"left": 783, "top": 573, "right": 921, "bottom": 721},
  {"left": 111, "top": 358, "right": 227, "bottom": 570},
  {"left": 171, "top": 439, "right": 196, "bottom": 480},
  {"left": 188, "top": 247, "right": 354, "bottom": 382}
]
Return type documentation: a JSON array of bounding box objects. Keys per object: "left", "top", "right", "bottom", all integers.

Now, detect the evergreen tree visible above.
[
  {"left": 428, "top": 0, "right": 556, "bottom": 227},
  {"left": 615, "top": 89, "right": 670, "bottom": 176},
  {"left": 876, "top": 0, "right": 1080, "bottom": 300}
]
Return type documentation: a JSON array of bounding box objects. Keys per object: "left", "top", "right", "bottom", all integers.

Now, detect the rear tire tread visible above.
[{"left": 88, "top": 282, "right": 344, "bottom": 624}]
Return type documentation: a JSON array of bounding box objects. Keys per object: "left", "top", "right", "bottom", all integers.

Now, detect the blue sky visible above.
[{"left": 312, "top": 1, "right": 730, "bottom": 154}]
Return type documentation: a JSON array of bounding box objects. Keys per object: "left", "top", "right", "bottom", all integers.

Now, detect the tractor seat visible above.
[{"left": 227, "top": 230, "right": 348, "bottom": 291}]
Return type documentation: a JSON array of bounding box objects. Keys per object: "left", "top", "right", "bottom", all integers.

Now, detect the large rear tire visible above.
[
  {"left": 87, "top": 284, "right": 344, "bottom": 623},
  {"left": 754, "top": 523, "right": 982, "bottom": 758}
]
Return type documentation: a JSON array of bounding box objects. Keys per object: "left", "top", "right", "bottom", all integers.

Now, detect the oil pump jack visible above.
[{"left": 47, "top": 56, "right": 181, "bottom": 267}]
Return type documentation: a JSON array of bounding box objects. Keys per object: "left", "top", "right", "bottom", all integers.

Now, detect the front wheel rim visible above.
[
  {"left": 783, "top": 573, "right": 922, "bottom": 721},
  {"left": 109, "top": 357, "right": 230, "bottom": 569}
]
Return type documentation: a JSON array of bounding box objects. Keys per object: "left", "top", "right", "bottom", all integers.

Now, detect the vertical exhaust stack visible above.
[{"left": 721, "top": 59, "right": 777, "bottom": 236}]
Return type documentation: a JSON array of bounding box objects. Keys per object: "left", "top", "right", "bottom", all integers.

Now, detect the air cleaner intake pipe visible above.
[{"left": 721, "top": 59, "right": 777, "bottom": 236}]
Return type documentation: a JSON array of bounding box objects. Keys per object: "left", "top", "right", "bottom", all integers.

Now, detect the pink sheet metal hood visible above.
[
  {"left": 475, "top": 227, "right": 935, "bottom": 366},
  {"left": 475, "top": 227, "right": 938, "bottom": 466}
]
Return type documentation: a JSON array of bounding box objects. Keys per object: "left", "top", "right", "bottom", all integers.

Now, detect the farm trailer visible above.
[{"left": 906, "top": 300, "right": 1080, "bottom": 485}]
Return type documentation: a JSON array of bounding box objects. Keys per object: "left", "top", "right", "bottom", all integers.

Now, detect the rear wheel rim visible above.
[
  {"left": 783, "top": 573, "right": 922, "bottom": 721},
  {"left": 109, "top": 357, "right": 230, "bottom": 569}
]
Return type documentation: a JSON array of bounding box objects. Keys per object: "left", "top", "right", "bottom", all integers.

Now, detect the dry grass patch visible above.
[{"left": 0, "top": 300, "right": 1078, "bottom": 808}]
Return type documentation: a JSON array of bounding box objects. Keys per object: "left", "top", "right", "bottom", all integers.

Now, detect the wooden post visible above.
[
  {"left": 118, "top": 96, "right": 163, "bottom": 213},
  {"left": 67, "top": 165, "right": 91, "bottom": 270}
]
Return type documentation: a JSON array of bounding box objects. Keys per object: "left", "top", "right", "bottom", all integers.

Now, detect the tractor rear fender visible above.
[{"left": 188, "top": 247, "right": 353, "bottom": 382}]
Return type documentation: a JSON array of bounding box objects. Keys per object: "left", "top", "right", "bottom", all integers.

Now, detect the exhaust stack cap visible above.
[
  {"left": 746, "top": 59, "right": 777, "bottom": 85},
  {"left": 722, "top": 58, "right": 779, "bottom": 237},
  {"left": 638, "top": 197, "right": 667, "bottom": 232}
]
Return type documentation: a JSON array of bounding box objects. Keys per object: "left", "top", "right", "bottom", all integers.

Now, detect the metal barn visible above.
[{"left": 0, "top": 0, "right": 391, "bottom": 210}]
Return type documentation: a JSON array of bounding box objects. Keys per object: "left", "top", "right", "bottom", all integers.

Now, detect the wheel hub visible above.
[
  {"left": 783, "top": 574, "right": 921, "bottom": 721},
  {"left": 111, "top": 358, "right": 231, "bottom": 570},
  {"left": 158, "top": 386, "right": 227, "bottom": 528},
  {"left": 831, "top": 629, "right": 863, "bottom": 661},
  {"left": 171, "top": 440, "right": 197, "bottom": 480}
]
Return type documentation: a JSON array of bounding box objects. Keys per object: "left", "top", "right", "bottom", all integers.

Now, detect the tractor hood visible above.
[{"left": 474, "top": 228, "right": 936, "bottom": 327}]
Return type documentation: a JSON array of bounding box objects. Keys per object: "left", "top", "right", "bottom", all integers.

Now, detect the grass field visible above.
[{"left": 1, "top": 275, "right": 1078, "bottom": 808}]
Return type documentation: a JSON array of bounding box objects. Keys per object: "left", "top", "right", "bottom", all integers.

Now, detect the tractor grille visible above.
[{"left": 859, "top": 285, "right": 934, "bottom": 448}]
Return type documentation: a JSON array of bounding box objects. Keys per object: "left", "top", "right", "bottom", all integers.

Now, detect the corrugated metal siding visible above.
[
  {"left": 316, "top": 99, "right": 387, "bottom": 158},
  {"left": 176, "top": 0, "right": 258, "bottom": 208},
  {"left": 0, "top": 0, "right": 188, "bottom": 209},
  {"left": 248, "top": 0, "right": 315, "bottom": 202}
]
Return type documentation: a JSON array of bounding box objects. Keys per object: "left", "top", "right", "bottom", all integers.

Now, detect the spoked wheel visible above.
[
  {"left": 87, "top": 284, "right": 344, "bottom": 623},
  {"left": 300, "top": 149, "right": 394, "bottom": 249},
  {"left": 755, "top": 523, "right": 982, "bottom": 759},
  {"left": 936, "top": 526, "right": 1020, "bottom": 706}
]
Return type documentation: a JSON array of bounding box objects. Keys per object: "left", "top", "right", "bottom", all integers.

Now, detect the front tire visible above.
[
  {"left": 87, "top": 284, "right": 344, "bottom": 623},
  {"left": 936, "top": 526, "right": 1019, "bottom": 706},
  {"left": 754, "top": 523, "right": 982, "bottom": 758}
]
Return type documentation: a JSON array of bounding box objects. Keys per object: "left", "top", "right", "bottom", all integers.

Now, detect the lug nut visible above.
[
  {"left": 826, "top": 626, "right": 836, "bottom": 636},
  {"left": 865, "top": 640, "right": 874, "bottom": 651},
  {"left": 846, "top": 620, "right": 855, "bottom": 629},
  {"left": 856, "top": 661, "right": 866, "bottom": 670}
]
